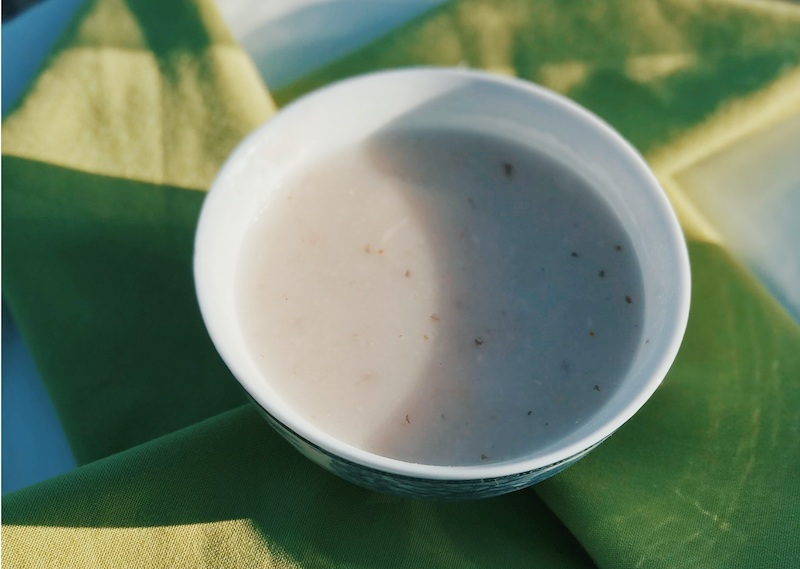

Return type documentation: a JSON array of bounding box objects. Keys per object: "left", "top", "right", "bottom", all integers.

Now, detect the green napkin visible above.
[
  {"left": 2, "top": 0, "right": 273, "bottom": 464},
  {"left": 3, "top": 0, "right": 800, "bottom": 567}
]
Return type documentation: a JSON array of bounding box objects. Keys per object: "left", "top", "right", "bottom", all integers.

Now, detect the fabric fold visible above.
[
  {"left": 3, "top": 404, "right": 596, "bottom": 569},
  {"left": 2, "top": 0, "right": 274, "bottom": 465}
]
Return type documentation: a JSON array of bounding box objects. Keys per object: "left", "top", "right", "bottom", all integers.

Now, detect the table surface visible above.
[{"left": 2, "top": 0, "right": 798, "bottom": 494}]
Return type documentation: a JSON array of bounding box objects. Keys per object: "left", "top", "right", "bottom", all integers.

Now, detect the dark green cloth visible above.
[
  {"left": 2, "top": 0, "right": 272, "bottom": 464},
  {"left": 3, "top": 0, "right": 799, "bottom": 567}
]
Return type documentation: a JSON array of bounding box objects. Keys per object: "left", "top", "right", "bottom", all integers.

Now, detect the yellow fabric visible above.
[
  {"left": 4, "top": 520, "right": 297, "bottom": 569},
  {"left": 2, "top": 0, "right": 274, "bottom": 190}
]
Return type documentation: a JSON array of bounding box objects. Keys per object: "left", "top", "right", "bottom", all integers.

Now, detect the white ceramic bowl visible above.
[{"left": 194, "top": 68, "right": 691, "bottom": 499}]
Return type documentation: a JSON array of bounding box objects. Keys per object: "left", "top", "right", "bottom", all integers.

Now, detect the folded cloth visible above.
[
  {"left": 3, "top": 404, "right": 595, "bottom": 568},
  {"left": 2, "top": 0, "right": 275, "bottom": 465},
  {"left": 3, "top": 0, "right": 799, "bottom": 567}
]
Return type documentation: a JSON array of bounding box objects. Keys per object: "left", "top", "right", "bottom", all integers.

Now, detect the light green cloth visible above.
[{"left": 3, "top": 0, "right": 799, "bottom": 567}]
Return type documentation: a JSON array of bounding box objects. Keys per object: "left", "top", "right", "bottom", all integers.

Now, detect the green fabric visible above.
[
  {"left": 2, "top": 157, "right": 248, "bottom": 463},
  {"left": 3, "top": 405, "right": 593, "bottom": 568},
  {"left": 3, "top": 0, "right": 799, "bottom": 567},
  {"left": 2, "top": 0, "right": 272, "bottom": 465},
  {"left": 275, "top": 0, "right": 800, "bottom": 155}
]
